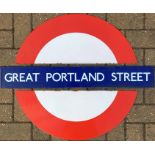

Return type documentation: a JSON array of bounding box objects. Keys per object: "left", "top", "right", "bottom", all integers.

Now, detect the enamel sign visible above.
[{"left": 8, "top": 14, "right": 154, "bottom": 140}]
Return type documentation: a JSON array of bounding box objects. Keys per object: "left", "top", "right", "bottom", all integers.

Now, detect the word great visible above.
[{"left": 4, "top": 72, "right": 151, "bottom": 83}]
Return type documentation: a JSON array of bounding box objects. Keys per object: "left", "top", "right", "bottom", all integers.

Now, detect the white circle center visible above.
[
  {"left": 35, "top": 32, "right": 117, "bottom": 64},
  {"left": 34, "top": 32, "right": 118, "bottom": 122}
]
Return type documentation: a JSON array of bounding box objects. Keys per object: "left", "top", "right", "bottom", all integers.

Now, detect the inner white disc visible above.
[
  {"left": 35, "top": 91, "right": 117, "bottom": 121},
  {"left": 35, "top": 33, "right": 117, "bottom": 64},
  {"left": 34, "top": 32, "right": 118, "bottom": 122}
]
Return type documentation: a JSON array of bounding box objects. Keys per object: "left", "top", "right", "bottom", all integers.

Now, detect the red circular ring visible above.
[{"left": 15, "top": 14, "right": 137, "bottom": 140}]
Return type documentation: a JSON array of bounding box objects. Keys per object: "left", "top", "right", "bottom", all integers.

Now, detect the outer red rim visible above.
[
  {"left": 15, "top": 14, "right": 137, "bottom": 140},
  {"left": 16, "top": 90, "right": 137, "bottom": 140},
  {"left": 16, "top": 14, "right": 137, "bottom": 64}
]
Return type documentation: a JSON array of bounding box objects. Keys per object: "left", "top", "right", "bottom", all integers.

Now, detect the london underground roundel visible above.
[{"left": 15, "top": 14, "right": 137, "bottom": 140}]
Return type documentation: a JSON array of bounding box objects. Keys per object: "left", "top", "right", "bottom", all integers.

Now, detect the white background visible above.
[
  {"left": 0, "top": 0, "right": 155, "bottom": 154},
  {"left": 0, "top": 0, "right": 155, "bottom": 12},
  {"left": 0, "top": 141, "right": 154, "bottom": 155}
]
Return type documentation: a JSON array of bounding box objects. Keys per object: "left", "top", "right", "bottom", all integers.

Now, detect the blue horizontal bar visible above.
[{"left": 0, "top": 66, "right": 154, "bottom": 88}]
